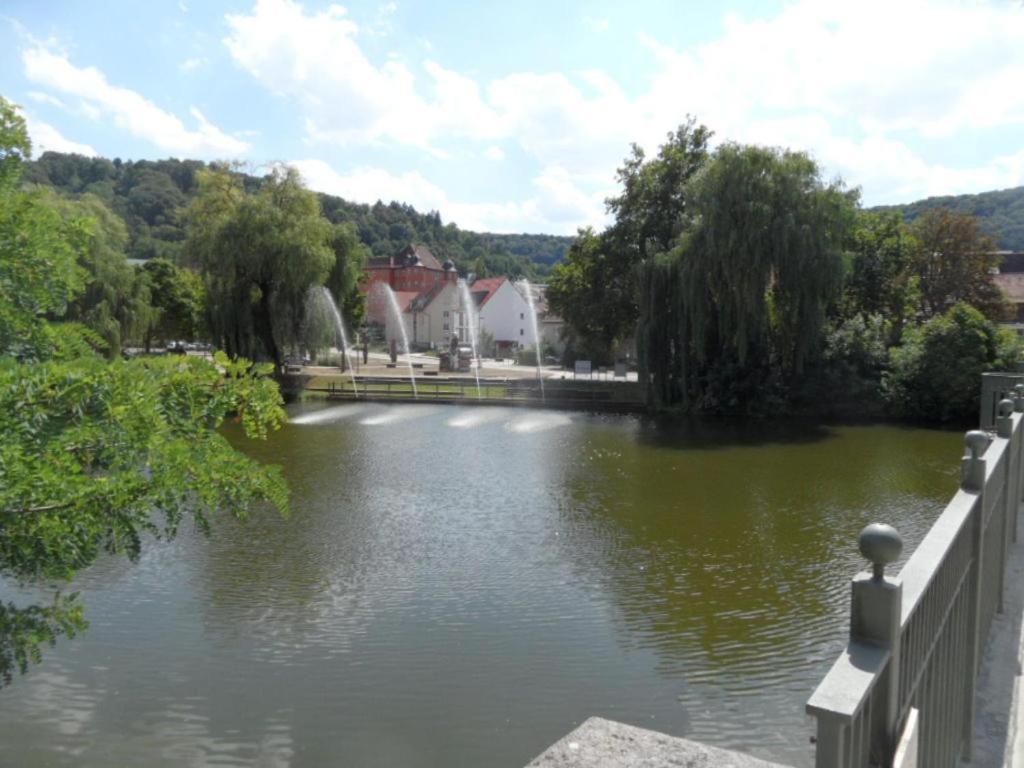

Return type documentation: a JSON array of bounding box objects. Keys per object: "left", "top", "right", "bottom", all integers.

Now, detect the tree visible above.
[
  {"left": 844, "top": 211, "right": 918, "bottom": 342},
  {"left": 142, "top": 258, "right": 205, "bottom": 348},
  {"left": 186, "top": 166, "right": 335, "bottom": 366},
  {"left": 0, "top": 94, "right": 288, "bottom": 684},
  {"left": 884, "top": 303, "right": 1019, "bottom": 422},
  {"left": 606, "top": 118, "right": 713, "bottom": 259},
  {"left": 546, "top": 228, "right": 633, "bottom": 363},
  {"left": 326, "top": 222, "right": 369, "bottom": 331},
  {"left": 548, "top": 120, "right": 712, "bottom": 360},
  {"left": 42, "top": 191, "right": 154, "bottom": 357},
  {"left": 909, "top": 209, "right": 1006, "bottom": 320},
  {"left": 637, "top": 143, "right": 855, "bottom": 412}
]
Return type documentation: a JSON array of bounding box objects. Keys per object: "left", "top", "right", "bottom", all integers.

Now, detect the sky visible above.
[{"left": 2, "top": 0, "right": 1024, "bottom": 235}]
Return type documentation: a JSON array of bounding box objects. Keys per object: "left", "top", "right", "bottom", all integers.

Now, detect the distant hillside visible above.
[
  {"left": 874, "top": 185, "right": 1024, "bottom": 250},
  {"left": 23, "top": 152, "right": 573, "bottom": 278}
]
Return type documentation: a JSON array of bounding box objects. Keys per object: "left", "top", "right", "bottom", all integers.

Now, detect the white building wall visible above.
[{"left": 478, "top": 280, "right": 534, "bottom": 347}]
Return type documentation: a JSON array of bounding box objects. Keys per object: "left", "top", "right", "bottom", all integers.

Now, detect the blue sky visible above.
[{"left": 3, "top": 0, "right": 1024, "bottom": 234}]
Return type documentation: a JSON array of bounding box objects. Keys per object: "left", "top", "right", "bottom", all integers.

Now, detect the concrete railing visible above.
[
  {"left": 807, "top": 385, "right": 1024, "bottom": 767},
  {"left": 981, "top": 372, "right": 1024, "bottom": 429}
]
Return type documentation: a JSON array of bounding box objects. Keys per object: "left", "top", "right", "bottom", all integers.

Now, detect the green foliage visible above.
[
  {"left": 639, "top": 143, "right": 855, "bottom": 412},
  {"left": 142, "top": 258, "right": 205, "bottom": 346},
  {"left": 41, "top": 191, "right": 154, "bottom": 357},
  {"left": 0, "top": 99, "right": 88, "bottom": 361},
  {"left": 327, "top": 221, "right": 369, "bottom": 330},
  {"left": 186, "top": 166, "right": 334, "bottom": 365},
  {"left": 26, "top": 152, "right": 571, "bottom": 277},
  {"left": 875, "top": 184, "right": 1024, "bottom": 251},
  {"left": 548, "top": 120, "right": 712, "bottom": 361},
  {"left": 883, "top": 303, "right": 1020, "bottom": 422},
  {"left": 844, "top": 211, "right": 918, "bottom": 340},
  {"left": 546, "top": 228, "right": 632, "bottom": 364},
  {"left": 799, "top": 314, "right": 890, "bottom": 414},
  {"left": 0, "top": 95, "right": 289, "bottom": 684},
  {"left": 606, "top": 118, "right": 713, "bottom": 259},
  {"left": 909, "top": 209, "right": 1006, "bottom": 320}
]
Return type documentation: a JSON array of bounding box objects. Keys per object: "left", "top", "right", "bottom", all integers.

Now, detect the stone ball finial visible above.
[
  {"left": 859, "top": 523, "right": 902, "bottom": 580},
  {"left": 1016, "top": 383, "right": 1024, "bottom": 395},
  {"left": 999, "top": 399, "right": 1015, "bottom": 418},
  {"left": 965, "top": 430, "right": 989, "bottom": 458}
]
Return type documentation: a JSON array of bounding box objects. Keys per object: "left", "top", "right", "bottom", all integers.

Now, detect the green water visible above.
[{"left": 0, "top": 404, "right": 961, "bottom": 767}]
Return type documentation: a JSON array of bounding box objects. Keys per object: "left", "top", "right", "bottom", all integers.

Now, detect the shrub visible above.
[{"left": 883, "top": 303, "right": 1019, "bottom": 423}]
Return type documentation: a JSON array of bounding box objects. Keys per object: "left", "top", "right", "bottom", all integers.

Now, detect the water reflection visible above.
[{"left": 0, "top": 405, "right": 961, "bottom": 767}]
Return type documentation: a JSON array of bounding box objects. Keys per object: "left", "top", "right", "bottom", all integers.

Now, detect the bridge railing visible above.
[{"left": 807, "top": 384, "right": 1024, "bottom": 768}]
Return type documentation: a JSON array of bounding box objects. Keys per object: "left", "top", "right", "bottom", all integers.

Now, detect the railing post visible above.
[
  {"left": 997, "top": 400, "right": 1015, "bottom": 614},
  {"left": 961, "top": 429, "right": 989, "bottom": 760},
  {"left": 851, "top": 523, "right": 904, "bottom": 766}
]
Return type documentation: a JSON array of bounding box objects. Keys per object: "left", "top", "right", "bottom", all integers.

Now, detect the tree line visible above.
[
  {"left": 546, "top": 119, "right": 1018, "bottom": 422},
  {"left": 24, "top": 152, "right": 572, "bottom": 279}
]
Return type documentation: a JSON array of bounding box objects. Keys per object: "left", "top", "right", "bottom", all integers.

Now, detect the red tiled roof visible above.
[{"left": 470, "top": 276, "right": 506, "bottom": 308}]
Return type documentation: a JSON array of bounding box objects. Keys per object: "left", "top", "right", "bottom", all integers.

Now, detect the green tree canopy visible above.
[
  {"left": 186, "top": 166, "right": 335, "bottom": 365},
  {"left": 884, "top": 303, "right": 1018, "bottom": 422},
  {"left": 843, "top": 211, "right": 918, "bottom": 339},
  {"left": 326, "top": 221, "right": 369, "bottom": 331},
  {"left": 548, "top": 120, "right": 712, "bottom": 360},
  {"left": 909, "top": 208, "right": 1006, "bottom": 320},
  {"left": 142, "top": 257, "right": 205, "bottom": 347},
  {"left": 0, "top": 94, "right": 288, "bottom": 684},
  {"left": 638, "top": 143, "right": 855, "bottom": 411},
  {"left": 41, "top": 190, "right": 154, "bottom": 357}
]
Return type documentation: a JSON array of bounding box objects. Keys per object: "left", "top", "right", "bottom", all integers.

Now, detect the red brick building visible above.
[{"left": 361, "top": 244, "right": 458, "bottom": 326}]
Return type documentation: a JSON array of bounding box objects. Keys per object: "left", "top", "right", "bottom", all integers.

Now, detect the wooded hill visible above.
[
  {"left": 23, "top": 152, "right": 573, "bottom": 278},
  {"left": 874, "top": 185, "right": 1024, "bottom": 250}
]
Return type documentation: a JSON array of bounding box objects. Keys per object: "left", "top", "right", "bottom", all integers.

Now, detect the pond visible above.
[{"left": 0, "top": 403, "right": 962, "bottom": 767}]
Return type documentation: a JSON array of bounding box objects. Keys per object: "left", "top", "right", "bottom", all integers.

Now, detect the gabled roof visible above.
[
  {"left": 391, "top": 290, "right": 421, "bottom": 313},
  {"left": 409, "top": 281, "right": 450, "bottom": 311},
  {"left": 398, "top": 243, "right": 443, "bottom": 271},
  {"left": 469, "top": 276, "right": 507, "bottom": 308},
  {"left": 366, "top": 243, "right": 446, "bottom": 271}
]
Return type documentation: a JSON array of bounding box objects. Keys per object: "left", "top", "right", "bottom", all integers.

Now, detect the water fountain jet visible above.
[
  {"left": 457, "top": 278, "right": 483, "bottom": 399},
  {"left": 316, "top": 286, "right": 359, "bottom": 397},
  {"left": 379, "top": 283, "right": 418, "bottom": 398},
  {"left": 520, "top": 279, "right": 545, "bottom": 402}
]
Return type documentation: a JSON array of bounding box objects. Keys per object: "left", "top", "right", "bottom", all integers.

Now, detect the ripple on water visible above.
[
  {"left": 289, "top": 404, "right": 367, "bottom": 425},
  {"left": 505, "top": 412, "right": 573, "bottom": 433}
]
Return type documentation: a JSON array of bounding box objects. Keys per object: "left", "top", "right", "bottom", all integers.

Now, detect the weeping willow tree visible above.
[
  {"left": 185, "top": 166, "right": 335, "bottom": 366},
  {"left": 638, "top": 144, "right": 855, "bottom": 412}
]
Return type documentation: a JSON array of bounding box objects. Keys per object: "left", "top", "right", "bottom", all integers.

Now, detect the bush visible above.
[
  {"left": 883, "top": 303, "right": 1019, "bottom": 423},
  {"left": 798, "top": 314, "right": 889, "bottom": 413}
]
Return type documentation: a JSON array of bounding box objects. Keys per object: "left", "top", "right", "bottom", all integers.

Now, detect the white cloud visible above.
[
  {"left": 291, "top": 158, "right": 606, "bottom": 234},
  {"left": 179, "top": 57, "right": 204, "bottom": 72},
  {"left": 584, "top": 16, "right": 609, "bottom": 33},
  {"left": 485, "top": 146, "right": 505, "bottom": 161},
  {"left": 22, "top": 46, "right": 249, "bottom": 157},
  {"left": 226, "top": 0, "right": 1024, "bottom": 230},
  {"left": 24, "top": 115, "right": 97, "bottom": 157},
  {"left": 27, "top": 91, "right": 66, "bottom": 109}
]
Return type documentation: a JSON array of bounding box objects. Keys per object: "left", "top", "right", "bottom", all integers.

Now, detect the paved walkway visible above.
[{"left": 966, "top": 508, "right": 1024, "bottom": 767}]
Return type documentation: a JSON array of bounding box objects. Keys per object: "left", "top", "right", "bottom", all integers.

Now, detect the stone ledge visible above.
[{"left": 526, "top": 717, "right": 792, "bottom": 768}]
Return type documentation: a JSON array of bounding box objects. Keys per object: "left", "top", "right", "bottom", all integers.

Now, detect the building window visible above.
[
  {"left": 520, "top": 329, "right": 524, "bottom": 336},
  {"left": 520, "top": 312, "right": 524, "bottom": 320}
]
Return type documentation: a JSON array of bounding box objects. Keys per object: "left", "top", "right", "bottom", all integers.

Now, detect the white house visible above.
[
  {"left": 471, "top": 276, "right": 536, "bottom": 353},
  {"left": 382, "top": 279, "right": 479, "bottom": 351}
]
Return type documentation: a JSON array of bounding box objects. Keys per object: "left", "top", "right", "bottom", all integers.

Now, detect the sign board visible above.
[
  {"left": 574, "top": 360, "right": 592, "bottom": 378},
  {"left": 614, "top": 362, "right": 627, "bottom": 379}
]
